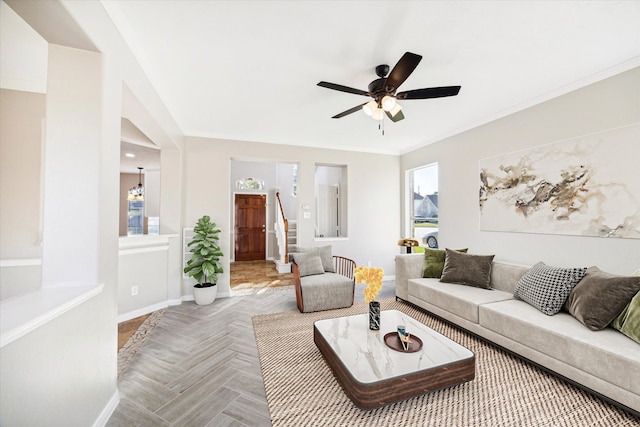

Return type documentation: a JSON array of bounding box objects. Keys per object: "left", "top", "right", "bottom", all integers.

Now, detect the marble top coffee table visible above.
[{"left": 313, "top": 309, "right": 475, "bottom": 409}]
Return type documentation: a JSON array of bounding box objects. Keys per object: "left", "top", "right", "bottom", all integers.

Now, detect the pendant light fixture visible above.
[{"left": 127, "top": 167, "right": 145, "bottom": 201}]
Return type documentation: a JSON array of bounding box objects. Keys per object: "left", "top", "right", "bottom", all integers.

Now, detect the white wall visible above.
[
  {"left": 184, "top": 137, "right": 401, "bottom": 297},
  {"left": 0, "top": 89, "right": 44, "bottom": 299},
  {"left": 0, "top": 89, "right": 44, "bottom": 260},
  {"left": 401, "top": 67, "right": 640, "bottom": 275},
  {"left": 1, "top": 38, "right": 121, "bottom": 427}
]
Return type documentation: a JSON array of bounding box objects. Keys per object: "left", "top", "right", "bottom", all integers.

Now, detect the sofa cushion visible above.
[
  {"left": 408, "top": 278, "right": 513, "bottom": 323},
  {"left": 611, "top": 291, "right": 640, "bottom": 344},
  {"left": 565, "top": 266, "right": 640, "bottom": 331},
  {"left": 479, "top": 299, "right": 640, "bottom": 397},
  {"left": 514, "top": 262, "right": 587, "bottom": 315},
  {"left": 489, "top": 262, "right": 529, "bottom": 294},
  {"left": 292, "top": 252, "right": 325, "bottom": 277},
  {"left": 422, "top": 248, "right": 468, "bottom": 278},
  {"left": 440, "top": 249, "right": 495, "bottom": 289}
]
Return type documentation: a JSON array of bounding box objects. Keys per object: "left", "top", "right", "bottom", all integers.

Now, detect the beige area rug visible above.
[
  {"left": 117, "top": 309, "right": 165, "bottom": 378},
  {"left": 253, "top": 300, "right": 638, "bottom": 427}
]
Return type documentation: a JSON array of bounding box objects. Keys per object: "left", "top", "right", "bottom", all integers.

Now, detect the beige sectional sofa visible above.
[{"left": 395, "top": 253, "right": 640, "bottom": 415}]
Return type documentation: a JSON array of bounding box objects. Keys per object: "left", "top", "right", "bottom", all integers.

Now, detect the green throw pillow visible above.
[
  {"left": 611, "top": 291, "right": 640, "bottom": 344},
  {"left": 423, "top": 248, "right": 468, "bottom": 278}
]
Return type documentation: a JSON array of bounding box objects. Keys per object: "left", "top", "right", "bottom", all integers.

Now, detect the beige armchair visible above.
[{"left": 292, "top": 254, "right": 356, "bottom": 313}]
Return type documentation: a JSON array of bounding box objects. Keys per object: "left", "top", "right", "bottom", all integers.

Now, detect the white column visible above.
[{"left": 41, "top": 44, "right": 102, "bottom": 286}]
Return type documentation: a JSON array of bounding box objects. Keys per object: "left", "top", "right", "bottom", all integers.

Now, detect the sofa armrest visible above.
[{"left": 395, "top": 254, "right": 425, "bottom": 300}]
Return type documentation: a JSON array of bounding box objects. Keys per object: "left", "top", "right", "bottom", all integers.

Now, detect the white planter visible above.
[{"left": 193, "top": 284, "right": 218, "bottom": 305}]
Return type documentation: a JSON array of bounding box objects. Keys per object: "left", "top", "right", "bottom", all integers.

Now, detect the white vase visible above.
[{"left": 193, "top": 284, "right": 218, "bottom": 305}]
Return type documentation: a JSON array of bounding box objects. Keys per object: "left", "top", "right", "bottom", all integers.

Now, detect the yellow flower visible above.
[{"left": 355, "top": 265, "right": 385, "bottom": 304}]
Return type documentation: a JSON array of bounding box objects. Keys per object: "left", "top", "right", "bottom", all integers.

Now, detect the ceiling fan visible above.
[{"left": 317, "top": 52, "right": 461, "bottom": 123}]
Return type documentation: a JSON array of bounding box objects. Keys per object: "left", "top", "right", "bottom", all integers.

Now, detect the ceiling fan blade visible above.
[
  {"left": 317, "top": 81, "right": 371, "bottom": 97},
  {"left": 396, "top": 86, "right": 461, "bottom": 100},
  {"left": 384, "top": 52, "right": 422, "bottom": 93},
  {"left": 331, "top": 102, "right": 367, "bottom": 119},
  {"left": 386, "top": 110, "right": 405, "bottom": 122}
]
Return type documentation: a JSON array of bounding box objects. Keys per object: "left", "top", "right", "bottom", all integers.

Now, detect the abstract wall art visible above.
[{"left": 479, "top": 123, "right": 640, "bottom": 239}]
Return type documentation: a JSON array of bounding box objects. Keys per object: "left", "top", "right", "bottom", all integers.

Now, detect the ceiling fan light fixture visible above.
[
  {"left": 362, "top": 100, "right": 377, "bottom": 116},
  {"left": 381, "top": 95, "right": 396, "bottom": 111},
  {"left": 389, "top": 103, "right": 403, "bottom": 117},
  {"left": 371, "top": 107, "right": 384, "bottom": 121}
]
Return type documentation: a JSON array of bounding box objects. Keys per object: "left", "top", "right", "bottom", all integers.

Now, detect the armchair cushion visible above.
[
  {"left": 292, "top": 252, "right": 325, "bottom": 277},
  {"left": 298, "top": 273, "right": 354, "bottom": 313}
]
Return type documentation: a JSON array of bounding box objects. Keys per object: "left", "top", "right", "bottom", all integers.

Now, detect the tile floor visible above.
[{"left": 109, "top": 260, "right": 396, "bottom": 426}]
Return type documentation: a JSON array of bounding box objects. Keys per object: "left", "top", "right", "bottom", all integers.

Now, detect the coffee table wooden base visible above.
[{"left": 313, "top": 315, "right": 475, "bottom": 409}]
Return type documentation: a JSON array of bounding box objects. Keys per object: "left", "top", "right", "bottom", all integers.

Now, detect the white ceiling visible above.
[{"left": 103, "top": 1, "right": 640, "bottom": 155}]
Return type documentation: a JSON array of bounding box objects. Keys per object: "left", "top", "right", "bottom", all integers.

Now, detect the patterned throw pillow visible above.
[{"left": 514, "top": 262, "right": 587, "bottom": 315}]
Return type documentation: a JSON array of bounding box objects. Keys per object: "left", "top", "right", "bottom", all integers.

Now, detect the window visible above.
[
  {"left": 315, "top": 164, "right": 347, "bottom": 238},
  {"left": 408, "top": 163, "right": 438, "bottom": 247},
  {"left": 236, "top": 177, "right": 265, "bottom": 190}
]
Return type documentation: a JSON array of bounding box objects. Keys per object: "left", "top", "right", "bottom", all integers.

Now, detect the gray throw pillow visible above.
[
  {"left": 290, "top": 245, "right": 335, "bottom": 273},
  {"left": 440, "top": 249, "right": 495, "bottom": 289},
  {"left": 315, "top": 245, "right": 335, "bottom": 273},
  {"left": 292, "top": 252, "right": 325, "bottom": 277},
  {"left": 514, "top": 262, "right": 587, "bottom": 315},
  {"left": 564, "top": 266, "right": 640, "bottom": 330}
]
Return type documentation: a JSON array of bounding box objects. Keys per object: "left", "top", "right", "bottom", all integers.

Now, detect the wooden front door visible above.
[{"left": 235, "top": 194, "right": 266, "bottom": 261}]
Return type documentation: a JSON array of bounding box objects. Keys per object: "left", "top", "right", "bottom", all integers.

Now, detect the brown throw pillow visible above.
[
  {"left": 423, "top": 248, "right": 468, "bottom": 278},
  {"left": 440, "top": 249, "right": 495, "bottom": 289},
  {"left": 564, "top": 266, "right": 640, "bottom": 331}
]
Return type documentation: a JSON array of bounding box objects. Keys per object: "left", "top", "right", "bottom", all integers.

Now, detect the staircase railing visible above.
[{"left": 275, "top": 192, "right": 289, "bottom": 264}]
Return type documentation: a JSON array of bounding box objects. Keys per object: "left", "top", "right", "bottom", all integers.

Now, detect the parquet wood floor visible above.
[
  {"left": 229, "top": 260, "right": 293, "bottom": 292},
  {"left": 118, "top": 314, "right": 151, "bottom": 350}
]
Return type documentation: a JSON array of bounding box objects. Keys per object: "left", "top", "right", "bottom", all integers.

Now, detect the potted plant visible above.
[{"left": 184, "top": 215, "right": 224, "bottom": 305}]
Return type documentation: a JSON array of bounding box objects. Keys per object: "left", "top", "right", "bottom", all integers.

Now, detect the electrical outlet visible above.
[{"left": 131, "top": 286, "right": 138, "bottom": 296}]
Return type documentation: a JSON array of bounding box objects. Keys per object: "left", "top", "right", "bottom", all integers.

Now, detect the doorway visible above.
[{"left": 234, "top": 194, "right": 266, "bottom": 261}]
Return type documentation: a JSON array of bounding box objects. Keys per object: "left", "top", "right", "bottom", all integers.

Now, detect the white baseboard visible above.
[
  {"left": 117, "top": 301, "right": 169, "bottom": 323},
  {"left": 93, "top": 390, "right": 119, "bottom": 427}
]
